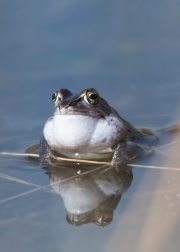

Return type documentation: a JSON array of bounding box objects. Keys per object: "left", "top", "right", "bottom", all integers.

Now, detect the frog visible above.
[{"left": 39, "top": 88, "right": 179, "bottom": 167}]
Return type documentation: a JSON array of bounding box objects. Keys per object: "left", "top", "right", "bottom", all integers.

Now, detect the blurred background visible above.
[
  {"left": 0, "top": 1, "right": 180, "bottom": 252},
  {"left": 1, "top": 0, "right": 180, "bottom": 123}
]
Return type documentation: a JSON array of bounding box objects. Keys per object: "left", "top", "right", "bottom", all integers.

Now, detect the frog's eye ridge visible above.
[
  {"left": 85, "top": 90, "right": 99, "bottom": 105},
  {"left": 52, "top": 92, "right": 58, "bottom": 103}
]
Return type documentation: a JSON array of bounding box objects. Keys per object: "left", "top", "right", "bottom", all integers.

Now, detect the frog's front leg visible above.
[
  {"left": 39, "top": 135, "right": 51, "bottom": 164},
  {"left": 111, "top": 141, "right": 152, "bottom": 168}
]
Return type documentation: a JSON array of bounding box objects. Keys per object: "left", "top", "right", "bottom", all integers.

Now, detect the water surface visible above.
[{"left": 1, "top": 1, "right": 180, "bottom": 252}]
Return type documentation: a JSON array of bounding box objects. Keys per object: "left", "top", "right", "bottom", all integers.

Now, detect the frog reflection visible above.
[{"left": 45, "top": 163, "right": 132, "bottom": 226}]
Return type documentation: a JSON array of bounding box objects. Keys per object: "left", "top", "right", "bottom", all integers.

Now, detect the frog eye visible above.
[
  {"left": 52, "top": 92, "right": 59, "bottom": 104},
  {"left": 85, "top": 90, "right": 99, "bottom": 105}
]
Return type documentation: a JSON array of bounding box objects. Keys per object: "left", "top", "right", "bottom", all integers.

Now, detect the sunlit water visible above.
[{"left": 1, "top": 1, "right": 180, "bottom": 252}]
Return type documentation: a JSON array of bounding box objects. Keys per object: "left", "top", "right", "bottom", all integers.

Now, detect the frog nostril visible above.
[{"left": 60, "top": 100, "right": 77, "bottom": 108}]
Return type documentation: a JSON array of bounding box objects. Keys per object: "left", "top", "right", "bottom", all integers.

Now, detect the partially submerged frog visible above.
[{"left": 39, "top": 88, "right": 179, "bottom": 167}]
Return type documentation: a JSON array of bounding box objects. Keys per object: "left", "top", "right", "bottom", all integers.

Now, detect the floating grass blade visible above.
[
  {"left": 0, "top": 152, "right": 110, "bottom": 165},
  {"left": 0, "top": 152, "right": 39, "bottom": 157},
  {"left": 0, "top": 152, "right": 180, "bottom": 171},
  {"left": 127, "top": 164, "right": 180, "bottom": 171}
]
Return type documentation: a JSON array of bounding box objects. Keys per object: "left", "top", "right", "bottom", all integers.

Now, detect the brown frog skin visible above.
[{"left": 39, "top": 88, "right": 178, "bottom": 167}]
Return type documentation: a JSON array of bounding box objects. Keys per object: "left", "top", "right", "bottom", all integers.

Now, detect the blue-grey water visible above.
[{"left": 1, "top": 1, "right": 180, "bottom": 252}]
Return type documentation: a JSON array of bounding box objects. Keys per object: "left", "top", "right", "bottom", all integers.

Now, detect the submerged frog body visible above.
[{"left": 39, "top": 88, "right": 177, "bottom": 167}]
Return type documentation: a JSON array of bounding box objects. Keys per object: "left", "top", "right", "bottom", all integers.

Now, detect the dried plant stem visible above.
[
  {"left": 0, "top": 152, "right": 110, "bottom": 165},
  {"left": 0, "top": 151, "right": 180, "bottom": 171},
  {"left": 55, "top": 156, "right": 110, "bottom": 165},
  {"left": 0, "top": 152, "right": 38, "bottom": 157},
  {"left": 127, "top": 164, "right": 180, "bottom": 171}
]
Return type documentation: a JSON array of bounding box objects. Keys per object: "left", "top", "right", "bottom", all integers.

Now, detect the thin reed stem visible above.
[{"left": 1, "top": 152, "right": 180, "bottom": 171}]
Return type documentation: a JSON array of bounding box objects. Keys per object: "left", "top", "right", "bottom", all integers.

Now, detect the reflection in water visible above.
[{"left": 44, "top": 163, "right": 132, "bottom": 226}]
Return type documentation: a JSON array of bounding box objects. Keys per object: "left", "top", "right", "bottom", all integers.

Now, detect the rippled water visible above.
[{"left": 1, "top": 1, "right": 180, "bottom": 252}]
